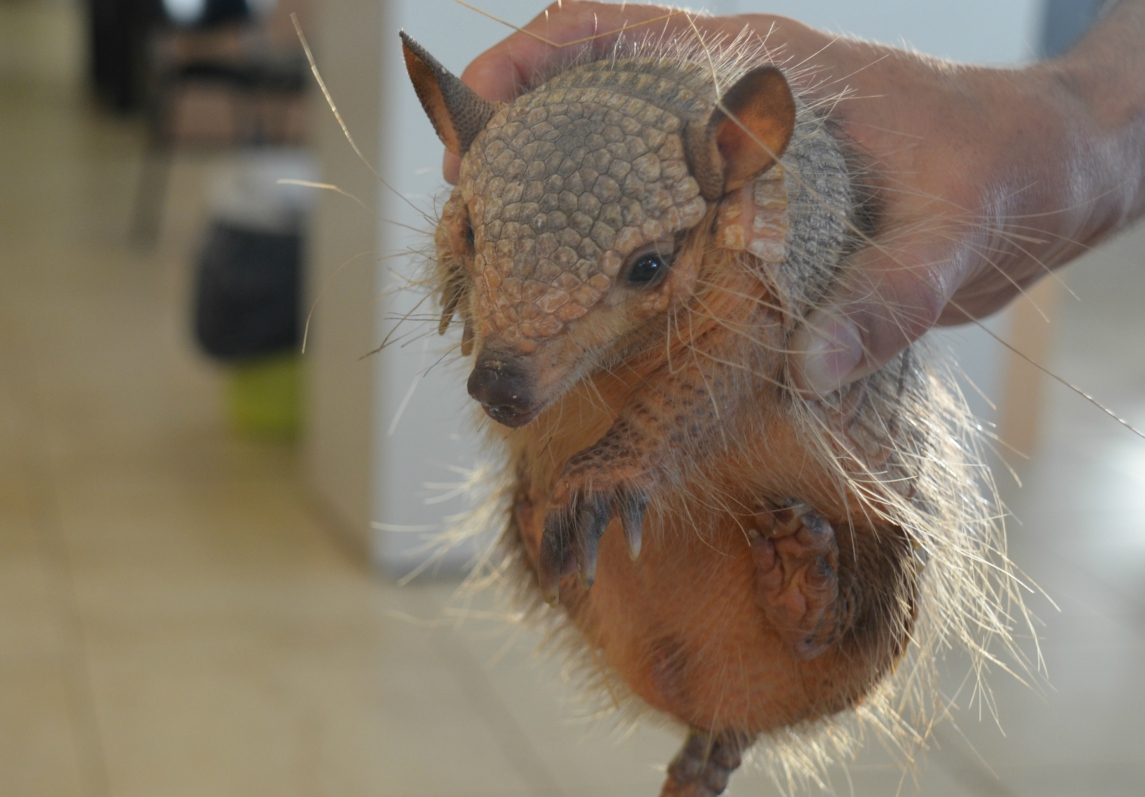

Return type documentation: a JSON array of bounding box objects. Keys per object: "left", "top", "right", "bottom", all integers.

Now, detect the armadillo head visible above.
[{"left": 402, "top": 33, "right": 796, "bottom": 427}]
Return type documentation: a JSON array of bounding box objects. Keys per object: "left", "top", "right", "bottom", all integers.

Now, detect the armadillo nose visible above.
[{"left": 467, "top": 359, "right": 536, "bottom": 428}]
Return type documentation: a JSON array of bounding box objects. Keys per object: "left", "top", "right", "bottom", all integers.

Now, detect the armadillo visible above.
[{"left": 400, "top": 29, "right": 1020, "bottom": 796}]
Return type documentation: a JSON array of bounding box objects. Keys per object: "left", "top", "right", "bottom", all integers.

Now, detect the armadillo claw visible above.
[
  {"left": 574, "top": 494, "right": 611, "bottom": 590},
  {"left": 539, "top": 484, "right": 650, "bottom": 605},
  {"left": 615, "top": 486, "right": 648, "bottom": 560},
  {"left": 538, "top": 510, "right": 575, "bottom": 606}
]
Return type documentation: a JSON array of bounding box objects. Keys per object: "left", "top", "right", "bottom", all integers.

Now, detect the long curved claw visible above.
[
  {"left": 574, "top": 495, "right": 611, "bottom": 590},
  {"left": 615, "top": 487, "right": 648, "bottom": 559},
  {"left": 539, "top": 510, "right": 575, "bottom": 605},
  {"left": 539, "top": 484, "right": 650, "bottom": 605}
]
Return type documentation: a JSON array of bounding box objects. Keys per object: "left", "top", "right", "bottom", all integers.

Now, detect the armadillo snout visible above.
[{"left": 468, "top": 357, "right": 537, "bottom": 428}]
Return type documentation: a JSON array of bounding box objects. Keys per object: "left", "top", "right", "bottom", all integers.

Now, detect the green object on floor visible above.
[{"left": 227, "top": 353, "right": 301, "bottom": 439}]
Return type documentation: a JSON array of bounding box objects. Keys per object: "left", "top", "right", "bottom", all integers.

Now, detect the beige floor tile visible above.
[
  {"left": 444, "top": 610, "right": 680, "bottom": 796},
  {"left": 0, "top": 539, "right": 71, "bottom": 664},
  {"left": 732, "top": 759, "right": 979, "bottom": 797},
  {"left": 57, "top": 477, "right": 398, "bottom": 645},
  {"left": 84, "top": 629, "right": 535, "bottom": 797},
  {"left": 923, "top": 618, "right": 1145, "bottom": 774},
  {"left": 56, "top": 471, "right": 320, "bottom": 562},
  {"left": 0, "top": 662, "right": 94, "bottom": 797},
  {"left": 986, "top": 762, "right": 1145, "bottom": 797},
  {"left": 0, "top": 383, "right": 74, "bottom": 666}
]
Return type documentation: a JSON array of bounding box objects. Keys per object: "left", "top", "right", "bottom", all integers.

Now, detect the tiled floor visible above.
[{"left": 3, "top": 2, "right": 1145, "bottom": 796}]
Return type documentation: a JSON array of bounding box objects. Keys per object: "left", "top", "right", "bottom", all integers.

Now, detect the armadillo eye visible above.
[
  {"left": 625, "top": 252, "right": 669, "bottom": 287},
  {"left": 465, "top": 220, "right": 475, "bottom": 250}
]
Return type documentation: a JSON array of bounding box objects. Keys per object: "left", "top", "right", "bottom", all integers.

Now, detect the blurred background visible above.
[{"left": 2, "top": 0, "right": 1144, "bottom": 794}]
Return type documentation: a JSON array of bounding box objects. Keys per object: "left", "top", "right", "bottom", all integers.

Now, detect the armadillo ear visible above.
[
  {"left": 685, "top": 66, "right": 797, "bottom": 201},
  {"left": 400, "top": 31, "right": 500, "bottom": 156}
]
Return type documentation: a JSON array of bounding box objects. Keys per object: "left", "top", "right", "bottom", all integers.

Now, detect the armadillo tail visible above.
[{"left": 660, "top": 730, "right": 752, "bottom": 797}]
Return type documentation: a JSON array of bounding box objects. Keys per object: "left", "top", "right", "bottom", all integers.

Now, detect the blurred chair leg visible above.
[
  {"left": 131, "top": 141, "right": 173, "bottom": 245},
  {"left": 131, "top": 75, "right": 174, "bottom": 245}
]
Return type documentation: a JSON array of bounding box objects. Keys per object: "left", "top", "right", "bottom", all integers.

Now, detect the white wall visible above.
[
  {"left": 304, "top": 0, "right": 384, "bottom": 559},
  {"left": 704, "top": 0, "right": 1039, "bottom": 63},
  {"left": 363, "top": 0, "right": 1042, "bottom": 574},
  {"left": 372, "top": 1, "right": 547, "bottom": 574}
]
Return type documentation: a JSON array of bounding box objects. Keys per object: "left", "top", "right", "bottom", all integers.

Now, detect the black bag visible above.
[{"left": 193, "top": 221, "right": 300, "bottom": 360}]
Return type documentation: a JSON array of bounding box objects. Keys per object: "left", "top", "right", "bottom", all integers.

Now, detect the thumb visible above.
[
  {"left": 444, "top": 150, "right": 461, "bottom": 185},
  {"left": 789, "top": 240, "right": 968, "bottom": 395}
]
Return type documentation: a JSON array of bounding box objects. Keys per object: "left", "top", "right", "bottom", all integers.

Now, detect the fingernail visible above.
[{"left": 794, "top": 311, "right": 863, "bottom": 395}]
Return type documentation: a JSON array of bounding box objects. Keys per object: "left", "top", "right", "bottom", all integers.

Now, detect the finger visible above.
[
  {"left": 458, "top": 2, "right": 681, "bottom": 98},
  {"left": 452, "top": 3, "right": 823, "bottom": 105},
  {"left": 444, "top": 150, "right": 460, "bottom": 185},
  {"left": 442, "top": 1, "right": 728, "bottom": 183},
  {"left": 790, "top": 239, "right": 971, "bottom": 395},
  {"left": 443, "top": 2, "right": 673, "bottom": 183}
]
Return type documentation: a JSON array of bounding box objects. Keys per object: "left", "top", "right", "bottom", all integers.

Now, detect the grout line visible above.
[
  {"left": 6, "top": 315, "right": 112, "bottom": 797},
  {"left": 431, "top": 628, "right": 568, "bottom": 797}
]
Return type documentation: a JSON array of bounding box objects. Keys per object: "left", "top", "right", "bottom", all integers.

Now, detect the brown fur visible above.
[{"left": 496, "top": 229, "right": 920, "bottom": 737}]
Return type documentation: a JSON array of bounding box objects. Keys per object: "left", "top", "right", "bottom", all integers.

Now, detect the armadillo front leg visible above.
[
  {"left": 660, "top": 730, "right": 751, "bottom": 797},
  {"left": 537, "top": 348, "right": 757, "bottom": 603}
]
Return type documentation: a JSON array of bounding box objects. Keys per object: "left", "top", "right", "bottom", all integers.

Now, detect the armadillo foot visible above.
[
  {"left": 750, "top": 500, "right": 843, "bottom": 659},
  {"left": 538, "top": 456, "right": 649, "bottom": 604},
  {"left": 660, "top": 729, "right": 750, "bottom": 797}
]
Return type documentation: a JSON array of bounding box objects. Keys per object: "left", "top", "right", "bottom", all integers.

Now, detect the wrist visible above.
[{"left": 1017, "top": 54, "right": 1145, "bottom": 246}]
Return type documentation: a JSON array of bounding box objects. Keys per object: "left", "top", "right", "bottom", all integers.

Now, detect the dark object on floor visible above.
[
  {"left": 194, "top": 221, "right": 300, "bottom": 359},
  {"left": 88, "top": 0, "right": 161, "bottom": 112}
]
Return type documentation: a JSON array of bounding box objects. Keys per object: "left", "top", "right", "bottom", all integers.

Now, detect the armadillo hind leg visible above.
[
  {"left": 660, "top": 730, "right": 751, "bottom": 797},
  {"left": 749, "top": 500, "right": 844, "bottom": 660}
]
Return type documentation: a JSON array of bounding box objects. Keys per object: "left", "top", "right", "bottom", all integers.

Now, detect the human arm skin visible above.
[{"left": 442, "top": 0, "right": 1145, "bottom": 394}]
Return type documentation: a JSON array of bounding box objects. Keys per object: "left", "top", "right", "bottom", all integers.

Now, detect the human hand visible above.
[{"left": 443, "top": 1, "right": 1141, "bottom": 394}]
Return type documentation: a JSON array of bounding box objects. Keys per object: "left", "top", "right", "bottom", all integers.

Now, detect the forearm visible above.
[
  {"left": 1042, "top": 0, "right": 1145, "bottom": 238},
  {"left": 1073, "top": 0, "right": 1145, "bottom": 131}
]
